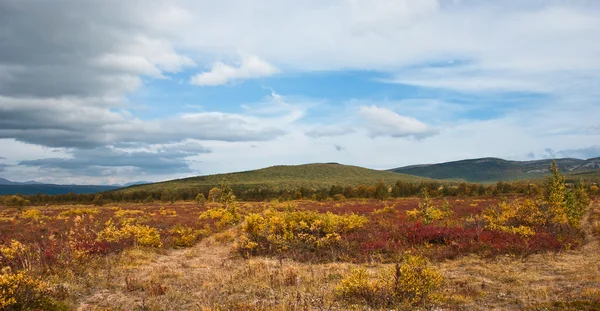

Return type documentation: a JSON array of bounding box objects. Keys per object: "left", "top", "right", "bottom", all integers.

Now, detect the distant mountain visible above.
[
  {"left": 123, "top": 181, "right": 151, "bottom": 187},
  {"left": 116, "top": 163, "right": 432, "bottom": 194},
  {"left": 389, "top": 157, "right": 600, "bottom": 183},
  {"left": 0, "top": 178, "right": 14, "bottom": 185},
  {"left": 0, "top": 177, "right": 121, "bottom": 195}
]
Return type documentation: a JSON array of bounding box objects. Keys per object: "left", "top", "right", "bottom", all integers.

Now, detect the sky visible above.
[{"left": 1, "top": 0, "right": 600, "bottom": 185}]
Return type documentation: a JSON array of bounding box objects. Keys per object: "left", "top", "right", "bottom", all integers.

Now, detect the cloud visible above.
[
  {"left": 556, "top": 145, "right": 600, "bottom": 159},
  {"left": 1, "top": 0, "right": 600, "bottom": 184},
  {"left": 18, "top": 147, "right": 204, "bottom": 176},
  {"left": 0, "top": 1, "right": 194, "bottom": 98},
  {"left": 334, "top": 145, "right": 345, "bottom": 152},
  {"left": 190, "top": 56, "right": 279, "bottom": 86},
  {"left": 358, "top": 105, "right": 437, "bottom": 139},
  {"left": 0, "top": 95, "right": 287, "bottom": 148},
  {"left": 306, "top": 125, "right": 355, "bottom": 138}
]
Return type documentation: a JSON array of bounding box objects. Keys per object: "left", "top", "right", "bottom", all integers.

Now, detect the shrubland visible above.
[{"left": 0, "top": 163, "right": 597, "bottom": 310}]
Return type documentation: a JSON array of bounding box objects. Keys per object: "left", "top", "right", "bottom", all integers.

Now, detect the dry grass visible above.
[
  {"left": 75, "top": 200, "right": 600, "bottom": 311},
  {"left": 2, "top": 198, "right": 598, "bottom": 310}
]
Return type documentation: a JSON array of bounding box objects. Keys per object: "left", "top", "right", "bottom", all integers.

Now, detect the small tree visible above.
[
  {"left": 195, "top": 193, "right": 207, "bottom": 206},
  {"left": 565, "top": 181, "right": 590, "bottom": 228},
  {"left": 208, "top": 187, "right": 221, "bottom": 203},
  {"left": 374, "top": 182, "right": 389, "bottom": 201},
  {"left": 218, "top": 180, "right": 236, "bottom": 206},
  {"left": 160, "top": 189, "right": 173, "bottom": 203},
  {"left": 545, "top": 160, "right": 568, "bottom": 224},
  {"left": 92, "top": 194, "right": 103, "bottom": 206}
]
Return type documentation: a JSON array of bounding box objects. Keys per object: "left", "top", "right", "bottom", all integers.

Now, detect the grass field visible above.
[{"left": 1, "top": 194, "right": 598, "bottom": 310}]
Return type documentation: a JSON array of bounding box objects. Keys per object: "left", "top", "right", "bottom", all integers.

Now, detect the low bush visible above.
[
  {"left": 335, "top": 254, "right": 443, "bottom": 307},
  {"left": 237, "top": 209, "right": 367, "bottom": 260},
  {"left": 0, "top": 268, "right": 64, "bottom": 310}
]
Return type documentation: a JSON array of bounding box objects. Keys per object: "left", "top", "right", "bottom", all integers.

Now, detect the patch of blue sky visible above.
[{"left": 126, "top": 67, "right": 549, "bottom": 124}]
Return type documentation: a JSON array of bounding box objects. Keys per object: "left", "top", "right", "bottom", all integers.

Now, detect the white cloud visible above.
[
  {"left": 358, "top": 105, "right": 437, "bottom": 139},
  {"left": 190, "top": 56, "right": 279, "bottom": 86}
]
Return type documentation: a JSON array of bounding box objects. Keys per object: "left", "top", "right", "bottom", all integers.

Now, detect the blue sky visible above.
[{"left": 1, "top": 0, "right": 599, "bottom": 184}]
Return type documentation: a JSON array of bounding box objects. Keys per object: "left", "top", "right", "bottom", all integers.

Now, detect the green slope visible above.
[
  {"left": 390, "top": 157, "right": 600, "bottom": 183},
  {"left": 117, "top": 163, "right": 431, "bottom": 193}
]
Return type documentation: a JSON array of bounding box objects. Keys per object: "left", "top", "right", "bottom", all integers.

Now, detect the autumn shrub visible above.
[
  {"left": 334, "top": 267, "right": 379, "bottom": 305},
  {"left": 379, "top": 254, "right": 443, "bottom": 306},
  {"left": 20, "top": 209, "right": 45, "bottom": 221},
  {"left": 335, "top": 254, "right": 443, "bottom": 307},
  {"left": 59, "top": 207, "right": 99, "bottom": 217},
  {"left": 237, "top": 209, "right": 367, "bottom": 260},
  {"left": 198, "top": 205, "right": 241, "bottom": 233},
  {"left": 114, "top": 209, "right": 144, "bottom": 218},
  {"left": 333, "top": 194, "right": 346, "bottom": 201},
  {"left": 195, "top": 193, "right": 207, "bottom": 206},
  {"left": 170, "top": 225, "right": 198, "bottom": 248},
  {"left": 406, "top": 189, "right": 453, "bottom": 224},
  {"left": 0, "top": 267, "right": 64, "bottom": 310},
  {"left": 0, "top": 240, "right": 30, "bottom": 271},
  {"left": 483, "top": 199, "right": 543, "bottom": 237},
  {"left": 97, "top": 220, "right": 162, "bottom": 248}
]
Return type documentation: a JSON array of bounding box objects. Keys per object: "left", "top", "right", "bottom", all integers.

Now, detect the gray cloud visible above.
[
  {"left": 334, "top": 145, "right": 345, "bottom": 152},
  {"left": 0, "top": 1, "right": 193, "bottom": 98},
  {"left": 544, "top": 148, "right": 556, "bottom": 159},
  {"left": 18, "top": 147, "right": 208, "bottom": 176},
  {"left": 556, "top": 145, "right": 600, "bottom": 160},
  {"left": 0, "top": 96, "right": 285, "bottom": 148}
]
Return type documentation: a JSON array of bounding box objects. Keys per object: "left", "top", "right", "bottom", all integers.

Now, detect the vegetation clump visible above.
[
  {"left": 335, "top": 254, "right": 442, "bottom": 307},
  {"left": 238, "top": 209, "right": 367, "bottom": 260},
  {"left": 406, "top": 188, "right": 453, "bottom": 224}
]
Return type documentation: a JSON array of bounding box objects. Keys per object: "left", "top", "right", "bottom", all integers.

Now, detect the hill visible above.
[
  {"left": 389, "top": 157, "right": 600, "bottom": 183},
  {"left": 117, "top": 163, "right": 431, "bottom": 193},
  {"left": 0, "top": 178, "right": 120, "bottom": 195}
]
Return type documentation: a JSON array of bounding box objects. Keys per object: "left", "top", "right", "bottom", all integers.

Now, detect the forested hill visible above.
[
  {"left": 389, "top": 157, "right": 600, "bottom": 183},
  {"left": 117, "top": 163, "right": 432, "bottom": 194}
]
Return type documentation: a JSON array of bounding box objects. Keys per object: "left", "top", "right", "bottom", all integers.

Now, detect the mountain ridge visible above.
[{"left": 389, "top": 157, "right": 600, "bottom": 183}]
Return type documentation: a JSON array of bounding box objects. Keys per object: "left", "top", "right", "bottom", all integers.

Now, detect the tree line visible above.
[{"left": 1, "top": 177, "right": 598, "bottom": 207}]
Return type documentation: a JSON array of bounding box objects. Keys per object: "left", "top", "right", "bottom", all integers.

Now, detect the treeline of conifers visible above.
[{"left": 2, "top": 179, "right": 598, "bottom": 207}]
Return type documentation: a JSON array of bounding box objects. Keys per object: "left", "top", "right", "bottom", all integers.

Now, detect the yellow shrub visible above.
[
  {"left": 171, "top": 225, "right": 198, "bottom": 248},
  {"left": 335, "top": 267, "right": 379, "bottom": 304},
  {"left": 20, "top": 209, "right": 45, "bottom": 221},
  {"left": 0, "top": 267, "right": 54, "bottom": 310},
  {"left": 97, "top": 220, "right": 162, "bottom": 248},
  {"left": 0, "top": 240, "right": 26, "bottom": 261},
  {"left": 407, "top": 190, "right": 453, "bottom": 224},
  {"left": 59, "top": 207, "right": 99, "bottom": 217},
  {"left": 114, "top": 209, "right": 144, "bottom": 218},
  {"left": 372, "top": 205, "right": 397, "bottom": 215},
  {"left": 483, "top": 199, "right": 543, "bottom": 237},
  {"left": 336, "top": 254, "right": 443, "bottom": 307},
  {"left": 199, "top": 207, "right": 241, "bottom": 231},
  {"left": 124, "top": 225, "right": 162, "bottom": 248},
  {"left": 239, "top": 210, "right": 367, "bottom": 256},
  {"left": 159, "top": 208, "right": 177, "bottom": 217},
  {"left": 381, "top": 254, "right": 443, "bottom": 305}
]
